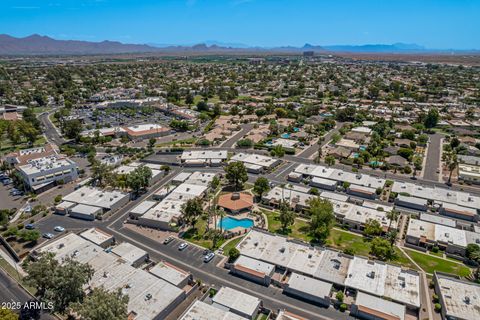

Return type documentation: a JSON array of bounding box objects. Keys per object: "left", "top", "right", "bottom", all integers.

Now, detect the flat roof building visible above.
[
  {"left": 180, "top": 150, "right": 228, "bottom": 166},
  {"left": 283, "top": 272, "right": 332, "bottom": 307},
  {"left": 230, "top": 153, "right": 281, "bottom": 173},
  {"left": 79, "top": 228, "right": 114, "bottom": 248},
  {"left": 111, "top": 242, "right": 148, "bottom": 267},
  {"left": 149, "top": 261, "right": 191, "bottom": 288},
  {"left": 17, "top": 155, "right": 78, "bottom": 192},
  {"left": 231, "top": 255, "right": 275, "bottom": 286},
  {"left": 62, "top": 186, "right": 130, "bottom": 212},
  {"left": 212, "top": 287, "right": 261, "bottom": 320},
  {"left": 180, "top": 300, "right": 247, "bottom": 320},
  {"left": 434, "top": 272, "right": 480, "bottom": 320},
  {"left": 34, "top": 233, "right": 185, "bottom": 320},
  {"left": 352, "top": 292, "right": 405, "bottom": 320}
]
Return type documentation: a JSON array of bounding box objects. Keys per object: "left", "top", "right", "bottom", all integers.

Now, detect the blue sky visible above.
[{"left": 1, "top": 0, "right": 479, "bottom": 49}]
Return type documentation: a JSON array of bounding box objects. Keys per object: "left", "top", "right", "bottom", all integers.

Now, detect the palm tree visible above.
[
  {"left": 386, "top": 210, "right": 400, "bottom": 232},
  {"left": 446, "top": 151, "right": 458, "bottom": 186},
  {"left": 218, "top": 208, "right": 226, "bottom": 233}
]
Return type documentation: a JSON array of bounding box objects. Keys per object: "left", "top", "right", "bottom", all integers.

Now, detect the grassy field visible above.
[
  {"left": 262, "top": 209, "right": 312, "bottom": 242},
  {"left": 222, "top": 236, "right": 244, "bottom": 254},
  {"left": 326, "top": 228, "right": 371, "bottom": 256},
  {"left": 181, "top": 217, "right": 225, "bottom": 249},
  {"left": 405, "top": 248, "right": 472, "bottom": 277}
]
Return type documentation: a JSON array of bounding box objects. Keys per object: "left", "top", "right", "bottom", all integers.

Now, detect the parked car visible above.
[
  {"left": 54, "top": 226, "right": 65, "bottom": 232},
  {"left": 163, "top": 236, "right": 174, "bottom": 244},
  {"left": 2, "top": 179, "right": 12, "bottom": 185},
  {"left": 43, "top": 233, "right": 54, "bottom": 239},
  {"left": 24, "top": 205, "right": 32, "bottom": 213},
  {"left": 25, "top": 224, "right": 35, "bottom": 230},
  {"left": 204, "top": 252, "right": 215, "bottom": 263},
  {"left": 178, "top": 242, "right": 188, "bottom": 251}
]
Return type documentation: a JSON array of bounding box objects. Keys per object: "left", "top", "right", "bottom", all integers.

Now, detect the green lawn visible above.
[
  {"left": 405, "top": 248, "right": 472, "bottom": 277},
  {"left": 326, "top": 228, "right": 371, "bottom": 256},
  {"left": 262, "top": 209, "right": 312, "bottom": 242},
  {"left": 222, "top": 236, "right": 244, "bottom": 254},
  {"left": 181, "top": 217, "right": 225, "bottom": 249}
]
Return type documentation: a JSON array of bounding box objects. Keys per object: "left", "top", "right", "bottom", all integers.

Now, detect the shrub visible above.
[
  {"left": 432, "top": 246, "right": 439, "bottom": 253},
  {"left": 228, "top": 248, "right": 240, "bottom": 263},
  {"left": 339, "top": 303, "right": 347, "bottom": 312},
  {"left": 434, "top": 303, "right": 442, "bottom": 312},
  {"left": 54, "top": 195, "right": 63, "bottom": 204},
  {"left": 336, "top": 291, "right": 344, "bottom": 302},
  {"left": 432, "top": 294, "right": 439, "bottom": 303}
]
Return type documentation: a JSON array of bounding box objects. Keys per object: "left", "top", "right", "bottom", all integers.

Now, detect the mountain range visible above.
[{"left": 0, "top": 34, "right": 476, "bottom": 56}]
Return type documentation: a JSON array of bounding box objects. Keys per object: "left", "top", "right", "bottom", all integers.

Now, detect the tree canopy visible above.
[
  {"left": 307, "top": 198, "right": 335, "bottom": 243},
  {"left": 224, "top": 161, "right": 248, "bottom": 191}
]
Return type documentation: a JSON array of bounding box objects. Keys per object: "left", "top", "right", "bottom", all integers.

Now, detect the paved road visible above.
[
  {"left": 219, "top": 123, "right": 254, "bottom": 148},
  {"left": 0, "top": 268, "right": 55, "bottom": 319},
  {"left": 297, "top": 122, "right": 347, "bottom": 159},
  {"left": 423, "top": 133, "right": 443, "bottom": 182},
  {"left": 38, "top": 110, "right": 65, "bottom": 145}
]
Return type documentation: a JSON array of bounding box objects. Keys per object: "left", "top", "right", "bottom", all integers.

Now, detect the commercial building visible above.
[
  {"left": 230, "top": 153, "right": 281, "bottom": 173},
  {"left": 434, "top": 272, "right": 480, "bottom": 320},
  {"left": 180, "top": 300, "right": 247, "bottom": 320},
  {"left": 4, "top": 143, "right": 58, "bottom": 165},
  {"left": 34, "top": 233, "right": 186, "bottom": 320},
  {"left": 17, "top": 155, "right": 78, "bottom": 193},
  {"left": 283, "top": 272, "right": 332, "bottom": 307},
  {"left": 212, "top": 287, "right": 261, "bottom": 319},
  {"left": 123, "top": 123, "right": 170, "bottom": 140},
  {"left": 180, "top": 150, "right": 228, "bottom": 166},
  {"left": 406, "top": 218, "right": 480, "bottom": 256}
]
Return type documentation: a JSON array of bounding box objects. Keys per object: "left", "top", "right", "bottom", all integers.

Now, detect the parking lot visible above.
[
  {"left": 73, "top": 105, "right": 175, "bottom": 129},
  {"left": 0, "top": 176, "right": 26, "bottom": 211}
]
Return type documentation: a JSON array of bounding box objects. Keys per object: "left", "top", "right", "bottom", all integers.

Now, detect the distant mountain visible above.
[
  {"left": 0, "top": 34, "right": 476, "bottom": 56},
  {"left": 0, "top": 34, "right": 161, "bottom": 55},
  {"left": 323, "top": 43, "right": 426, "bottom": 53}
]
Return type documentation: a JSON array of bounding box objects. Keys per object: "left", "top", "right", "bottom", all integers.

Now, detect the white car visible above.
[
  {"left": 204, "top": 252, "right": 215, "bottom": 263},
  {"left": 54, "top": 226, "right": 65, "bottom": 232},
  {"left": 178, "top": 242, "right": 189, "bottom": 251},
  {"left": 43, "top": 233, "right": 54, "bottom": 239}
]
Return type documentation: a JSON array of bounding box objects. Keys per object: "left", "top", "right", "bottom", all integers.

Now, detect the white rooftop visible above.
[
  {"left": 181, "top": 150, "right": 228, "bottom": 161},
  {"left": 436, "top": 274, "right": 480, "bottom": 320},
  {"left": 111, "top": 242, "right": 148, "bottom": 266},
  {"left": 286, "top": 272, "right": 332, "bottom": 299},
  {"left": 19, "top": 155, "right": 76, "bottom": 175},
  {"left": 180, "top": 300, "right": 247, "bottom": 320},
  {"left": 212, "top": 287, "right": 261, "bottom": 318},
  {"left": 63, "top": 186, "right": 129, "bottom": 210},
  {"left": 231, "top": 153, "right": 279, "bottom": 168},
  {"left": 149, "top": 261, "right": 191, "bottom": 287},
  {"left": 79, "top": 228, "right": 114, "bottom": 246},
  {"left": 392, "top": 181, "right": 480, "bottom": 210},
  {"left": 355, "top": 292, "right": 405, "bottom": 320},
  {"left": 295, "top": 164, "right": 385, "bottom": 189}
]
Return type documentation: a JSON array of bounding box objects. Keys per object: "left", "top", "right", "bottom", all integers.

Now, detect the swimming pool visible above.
[{"left": 218, "top": 217, "right": 254, "bottom": 230}]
